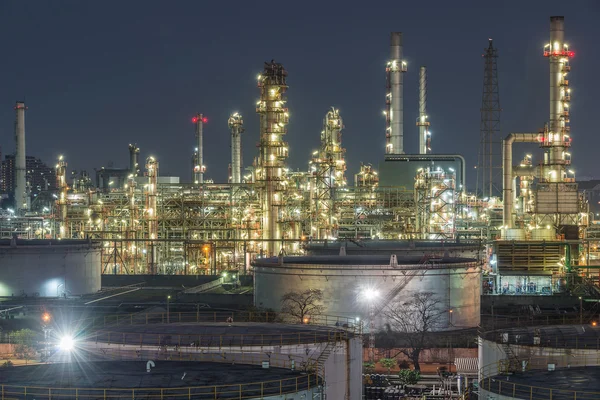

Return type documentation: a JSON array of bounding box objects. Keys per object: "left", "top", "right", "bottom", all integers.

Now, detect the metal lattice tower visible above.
[{"left": 477, "top": 39, "right": 502, "bottom": 199}]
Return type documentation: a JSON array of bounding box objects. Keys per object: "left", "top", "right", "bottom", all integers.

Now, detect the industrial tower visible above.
[
  {"left": 416, "top": 66, "right": 431, "bottom": 154},
  {"left": 14, "top": 102, "right": 28, "bottom": 213},
  {"left": 385, "top": 32, "right": 407, "bottom": 155},
  {"left": 310, "top": 107, "right": 347, "bottom": 239},
  {"left": 192, "top": 114, "right": 206, "bottom": 185},
  {"left": 256, "top": 61, "right": 289, "bottom": 256},
  {"left": 228, "top": 113, "right": 244, "bottom": 184},
  {"left": 477, "top": 39, "right": 502, "bottom": 199}
]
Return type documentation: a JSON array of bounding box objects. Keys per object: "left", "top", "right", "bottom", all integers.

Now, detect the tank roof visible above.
[
  {"left": 253, "top": 254, "right": 477, "bottom": 266},
  {"left": 487, "top": 366, "right": 600, "bottom": 396},
  {"left": 0, "top": 239, "right": 100, "bottom": 248},
  {"left": 306, "top": 239, "right": 480, "bottom": 251},
  {"left": 482, "top": 324, "right": 600, "bottom": 348},
  {"left": 0, "top": 361, "right": 316, "bottom": 391}
]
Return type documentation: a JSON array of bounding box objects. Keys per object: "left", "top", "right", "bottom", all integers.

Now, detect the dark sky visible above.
[{"left": 1, "top": 1, "right": 599, "bottom": 189}]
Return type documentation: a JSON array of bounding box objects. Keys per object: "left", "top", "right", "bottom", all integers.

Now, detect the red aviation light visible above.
[
  {"left": 202, "top": 117, "right": 208, "bottom": 123},
  {"left": 192, "top": 117, "right": 198, "bottom": 123}
]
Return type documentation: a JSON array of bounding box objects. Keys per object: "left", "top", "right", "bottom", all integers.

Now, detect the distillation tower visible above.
[
  {"left": 256, "top": 61, "right": 289, "bottom": 256},
  {"left": 56, "top": 156, "right": 68, "bottom": 239},
  {"left": 128, "top": 144, "right": 140, "bottom": 177},
  {"left": 385, "top": 32, "right": 407, "bottom": 155},
  {"left": 228, "top": 113, "right": 244, "bottom": 184},
  {"left": 145, "top": 156, "right": 158, "bottom": 273},
  {"left": 416, "top": 66, "right": 431, "bottom": 154},
  {"left": 309, "top": 108, "right": 347, "bottom": 239},
  {"left": 536, "top": 16, "right": 579, "bottom": 229}
]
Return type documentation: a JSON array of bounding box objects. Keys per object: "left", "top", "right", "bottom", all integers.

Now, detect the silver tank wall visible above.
[
  {"left": 254, "top": 263, "right": 480, "bottom": 329},
  {"left": 0, "top": 244, "right": 101, "bottom": 297}
]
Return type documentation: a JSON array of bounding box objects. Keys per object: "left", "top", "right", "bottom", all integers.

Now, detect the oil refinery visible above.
[
  {"left": 1, "top": 13, "right": 600, "bottom": 399},
  {"left": 0, "top": 16, "right": 595, "bottom": 296}
]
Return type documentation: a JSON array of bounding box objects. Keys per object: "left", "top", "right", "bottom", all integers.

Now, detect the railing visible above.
[
  {"left": 0, "top": 373, "right": 320, "bottom": 399},
  {"left": 479, "top": 361, "right": 600, "bottom": 400},
  {"left": 85, "top": 328, "right": 351, "bottom": 348},
  {"left": 480, "top": 314, "right": 595, "bottom": 332},
  {"left": 83, "top": 311, "right": 361, "bottom": 333}
]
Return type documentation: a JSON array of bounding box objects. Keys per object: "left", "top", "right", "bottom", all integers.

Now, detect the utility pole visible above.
[{"left": 477, "top": 39, "right": 502, "bottom": 199}]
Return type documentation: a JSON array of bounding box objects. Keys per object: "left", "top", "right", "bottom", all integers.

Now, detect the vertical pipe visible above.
[
  {"left": 14, "top": 101, "right": 28, "bottom": 213},
  {"left": 502, "top": 136, "right": 513, "bottom": 230},
  {"left": 388, "top": 32, "right": 405, "bottom": 154},
  {"left": 417, "top": 66, "right": 430, "bottom": 154},
  {"left": 228, "top": 113, "right": 244, "bottom": 184},
  {"left": 193, "top": 115, "right": 204, "bottom": 184}
]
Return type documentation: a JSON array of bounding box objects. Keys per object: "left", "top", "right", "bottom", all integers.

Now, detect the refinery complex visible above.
[
  {"left": 0, "top": 15, "right": 599, "bottom": 400},
  {"left": 1, "top": 17, "right": 594, "bottom": 284}
]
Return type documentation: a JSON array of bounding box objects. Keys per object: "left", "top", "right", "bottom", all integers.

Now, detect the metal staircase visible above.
[{"left": 315, "top": 340, "right": 336, "bottom": 377}]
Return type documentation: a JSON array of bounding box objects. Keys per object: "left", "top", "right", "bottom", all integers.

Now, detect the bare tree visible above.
[
  {"left": 383, "top": 292, "right": 444, "bottom": 372},
  {"left": 280, "top": 289, "right": 325, "bottom": 323}
]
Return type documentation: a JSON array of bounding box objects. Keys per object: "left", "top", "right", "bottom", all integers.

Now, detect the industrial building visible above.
[{"left": 0, "top": 155, "right": 56, "bottom": 199}]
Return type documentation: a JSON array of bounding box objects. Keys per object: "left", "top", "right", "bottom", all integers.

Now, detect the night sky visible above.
[{"left": 1, "top": 1, "right": 599, "bottom": 189}]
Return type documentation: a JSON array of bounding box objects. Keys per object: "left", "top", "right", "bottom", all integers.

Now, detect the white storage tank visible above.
[
  {"left": 253, "top": 255, "right": 481, "bottom": 330},
  {"left": 0, "top": 239, "right": 101, "bottom": 297}
]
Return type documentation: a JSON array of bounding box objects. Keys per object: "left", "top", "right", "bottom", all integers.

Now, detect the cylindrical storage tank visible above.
[
  {"left": 530, "top": 229, "right": 556, "bottom": 240},
  {"left": 503, "top": 228, "right": 525, "bottom": 240},
  {"left": 253, "top": 255, "right": 481, "bottom": 330},
  {"left": 0, "top": 239, "right": 101, "bottom": 297}
]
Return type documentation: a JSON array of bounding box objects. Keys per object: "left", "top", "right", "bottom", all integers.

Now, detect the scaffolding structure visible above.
[
  {"left": 415, "top": 168, "right": 456, "bottom": 239},
  {"left": 309, "top": 108, "right": 347, "bottom": 240}
]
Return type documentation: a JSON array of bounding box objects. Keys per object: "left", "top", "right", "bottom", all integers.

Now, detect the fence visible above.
[
  {"left": 83, "top": 311, "right": 360, "bottom": 332},
  {"left": 85, "top": 329, "right": 350, "bottom": 348},
  {"left": 0, "top": 373, "right": 320, "bottom": 400},
  {"left": 480, "top": 313, "right": 595, "bottom": 331}
]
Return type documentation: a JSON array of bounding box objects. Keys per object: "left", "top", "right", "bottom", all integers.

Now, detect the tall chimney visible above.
[
  {"left": 14, "top": 101, "right": 28, "bottom": 213},
  {"left": 386, "top": 32, "right": 407, "bottom": 155},
  {"left": 417, "top": 66, "right": 431, "bottom": 154},
  {"left": 228, "top": 113, "right": 244, "bottom": 184}
]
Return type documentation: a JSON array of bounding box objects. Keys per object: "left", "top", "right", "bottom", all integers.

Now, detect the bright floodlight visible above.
[
  {"left": 363, "top": 288, "right": 379, "bottom": 301},
  {"left": 59, "top": 335, "right": 74, "bottom": 351}
]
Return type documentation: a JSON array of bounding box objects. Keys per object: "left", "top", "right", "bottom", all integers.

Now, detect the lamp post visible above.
[
  {"left": 579, "top": 296, "right": 583, "bottom": 324},
  {"left": 363, "top": 288, "right": 379, "bottom": 363},
  {"left": 449, "top": 309, "right": 454, "bottom": 370},
  {"left": 167, "top": 295, "right": 171, "bottom": 324}
]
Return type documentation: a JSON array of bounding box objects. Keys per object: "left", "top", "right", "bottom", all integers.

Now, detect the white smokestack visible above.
[{"left": 14, "top": 101, "right": 28, "bottom": 213}]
